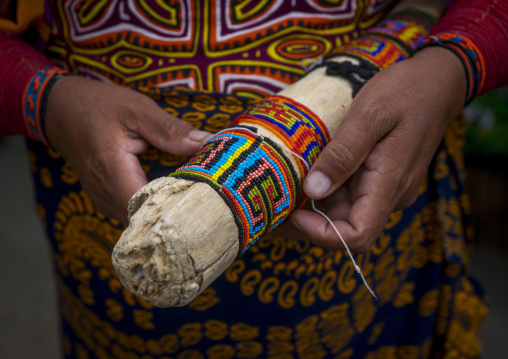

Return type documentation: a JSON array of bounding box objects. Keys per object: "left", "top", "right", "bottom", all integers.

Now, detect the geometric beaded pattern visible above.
[
  {"left": 232, "top": 95, "right": 331, "bottom": 187},
  {"left": 420, "top": 33, "right": 485, "bottom": 105},
  {"left": 327, "top": 19, "right": 428, "bottom": 70},
  {"left": 23, "top": 67, "right": 68, "bottom": 145},
  {"left": 367, "top": 19, "right": 428, "bottom": 52},
  {"left": 169, "top": 126, "right": 301, "bottom": 254}
]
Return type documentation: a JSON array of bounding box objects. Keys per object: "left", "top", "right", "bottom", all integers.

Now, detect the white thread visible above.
[
  {"left": 300, "top": 55, "right": 323, "bottom": 71},
  {"left": 308, "top": 201, "right": 377, "bottom": 301},
  {"left": 212, "top": 126, "right": 378, "bottom": 301}
]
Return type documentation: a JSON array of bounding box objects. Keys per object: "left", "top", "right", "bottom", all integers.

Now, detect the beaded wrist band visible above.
[
  {"left": 170, "top": 126, "right": 301, "bottom": 254},
  {"left": 320, "top": 19, "right": 429, "bottom": 96},
  {"left": 231, "top": 95, "right": 330, "bottom": 192},
  {"left": 391, "top": 9, "right": 437, "bottom": 29},
  {"left": 327, "top": 19, "right": 428, "bottom": 70},
  {"left": 169, "top": 96, "right": 330, "bottom": 254},
  {"left": 417, "top": 34, "right": 485, "bottom": 105},
  {"left": 23, "top": 67, "right": 71, "bottom": 145}
]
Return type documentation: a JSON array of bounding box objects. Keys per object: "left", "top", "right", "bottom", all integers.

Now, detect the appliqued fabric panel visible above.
[{"left": 45, "top": 0, "right": 393, "bottom": 96}]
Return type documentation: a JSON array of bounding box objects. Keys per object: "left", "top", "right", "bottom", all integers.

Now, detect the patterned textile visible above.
[
  {"left": 26, "top": 87, "right": 487, "bottom": 359},
  {"left": 0, "top": 0, "right": 488, "bottom": 358},
  {"left": 44, "top": 0, "right": 393, "bottom": 97}
]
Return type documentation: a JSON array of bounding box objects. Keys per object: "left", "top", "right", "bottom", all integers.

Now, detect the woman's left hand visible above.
[{"left": 277, "top": 46, "right": 467, "bottom": 251}]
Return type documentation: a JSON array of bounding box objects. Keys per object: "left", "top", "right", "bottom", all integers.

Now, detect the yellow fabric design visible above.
[{"left": 24, "top": 77, "right": 485, "bottom": 359}]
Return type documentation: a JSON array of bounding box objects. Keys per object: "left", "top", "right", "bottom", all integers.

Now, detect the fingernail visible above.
[
  {"left": 188, "top": 130, "right": 210, "bottom": 142},
  {"left": 305, "top": 171, "right": 331, "bottom": 197},
  {"left": 291, "top": 212, "right": 302, "bottom": 231}
]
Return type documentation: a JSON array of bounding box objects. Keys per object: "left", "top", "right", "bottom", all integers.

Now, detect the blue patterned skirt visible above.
[{"left": 26, "top": 87, "right": 487, "bottom": 359}]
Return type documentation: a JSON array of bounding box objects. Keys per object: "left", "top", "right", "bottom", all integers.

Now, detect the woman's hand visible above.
[
  {"left": 45, "top": 76, "right": 210, "bottom": 224},
  {"left": 286, "top": 47, "right": 467, "bottom": 251}
]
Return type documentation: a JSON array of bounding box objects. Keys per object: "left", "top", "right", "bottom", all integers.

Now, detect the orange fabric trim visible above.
[{"left": 0, "top": 0, "right": 49, "bottom": 40}]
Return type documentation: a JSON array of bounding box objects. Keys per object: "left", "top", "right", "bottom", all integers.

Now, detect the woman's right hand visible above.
[{"left": 45, "top": 76, "right": 211, "bottom": 225}]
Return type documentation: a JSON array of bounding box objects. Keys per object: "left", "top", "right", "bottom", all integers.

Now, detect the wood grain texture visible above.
[
  {"left": 112, "top": 64, "right": 354, "bottom": 307},
  {"left": 112, "top": 0, "right": 445, "bottom": 307}
]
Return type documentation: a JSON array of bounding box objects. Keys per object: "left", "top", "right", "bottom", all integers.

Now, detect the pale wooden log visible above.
[
  {"left": 112, "top": 0, "right": 446, "bottom": 309},
  {"left": 112, "top": 64, "right": 354, "bottom": 308}
]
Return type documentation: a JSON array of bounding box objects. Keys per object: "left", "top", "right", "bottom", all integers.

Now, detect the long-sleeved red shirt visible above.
[{"left": 1, "top": 0, "right": 507, "bottom": 142}]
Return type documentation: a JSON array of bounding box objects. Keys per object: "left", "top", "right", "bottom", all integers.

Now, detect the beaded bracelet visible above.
[
  {"left": 321, "top": 19, "right": 429, "bottom": 96},
  {"left": 327, "top": 19, "right": 428, "bottom": 70},
  {"left": 23, "top": 67, "right": 71, "bottom": 145},
  {"left": 169, "top": 96, "right": 330, "bottom": 254},
  {"left": 417, "top": 34, "right": 485, "bottom": 105},
  {"left": 231, "top": 95, "right": 330, "bottom": 192}
]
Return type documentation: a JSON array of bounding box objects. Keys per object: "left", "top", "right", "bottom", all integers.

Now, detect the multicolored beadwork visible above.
[
  {"left": 419, "top": 33, "right": 485, "bottom": 105},
  {"left": 231, "top": 95, "right": 330, "bottom": 183},
  {"left": 170, "top": 126, "right": 300, "bottom": 253},
  {"left": 23, "top": 67, "right": 70, "bottom": 145},
  {"left": 169, "top": 96, "right": 330, "bottom": 254},
  {"left": 327, "top": 19, "right": 428, "bottom": 69}
]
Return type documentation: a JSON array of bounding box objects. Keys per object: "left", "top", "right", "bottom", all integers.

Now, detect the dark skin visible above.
[
  {"left": 45, "top": 78, "right": 212, "bottom": 224},
  {"left": 283, "top": 46, "right": 467, "bottom": 251},
  {"left": 45, "top": 46, "right": 466, "bottom": 250}
]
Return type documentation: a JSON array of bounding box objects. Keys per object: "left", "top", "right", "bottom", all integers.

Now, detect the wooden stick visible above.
[
  {"left": 111, "top": 64, "right": 354, "bottom": 307},
  {"left": 112, "top": 0, "right": 445, "bottom": 308}
]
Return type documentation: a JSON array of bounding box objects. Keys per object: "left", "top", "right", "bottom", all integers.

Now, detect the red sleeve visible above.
[
  {"left": 0, "top": 33, "right": 65, "bottom": 143},
  {"left": 430, "top": 0, "right": 508, "bottom": 96}
]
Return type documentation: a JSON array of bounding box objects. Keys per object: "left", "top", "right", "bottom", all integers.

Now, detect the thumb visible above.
[
  {"left": 304, "top": 112, "right": 383, "bottom": 199},
  {"left": 133, "top": 104, "right": 211, "bottom": 156}
]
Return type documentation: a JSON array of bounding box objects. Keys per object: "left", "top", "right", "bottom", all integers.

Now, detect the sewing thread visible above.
[{"left": 214, "top": 126, "right": 378, "bottom": 301}]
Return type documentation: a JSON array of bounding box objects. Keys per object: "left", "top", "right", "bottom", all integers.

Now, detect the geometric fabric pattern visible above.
[
  {"left": 46, "top": 0, "right": 393, "bottom": 98},
  {"left": 24, "top": 88, "right": 486, "bottom": 358}
]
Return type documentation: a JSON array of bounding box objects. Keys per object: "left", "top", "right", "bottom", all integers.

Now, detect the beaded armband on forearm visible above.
[
  {"left": 230, "top": 95, "right": 329, "bottom": 184},
  {"left": 417, "top": 34, "right": 484, "bottom": 105},
  {"left": 321, "top": 17, "right": 430, "bottom": 96},
  {"left": 169, "top": 96, "right": 330, "bottom": 254},
  {"left": 23, "top": 66, "right": 71, "bottom": 145},
  {"left": 328, "top": 19, "right": 428, "bottom": 69}
]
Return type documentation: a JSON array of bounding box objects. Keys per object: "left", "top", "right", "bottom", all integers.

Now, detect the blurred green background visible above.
[
  {"left": 465, "top": 88, "right": 508, "bottom": 157},
  {"left": 464, "top": 88, "right": 508, "bottom": 251}
]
